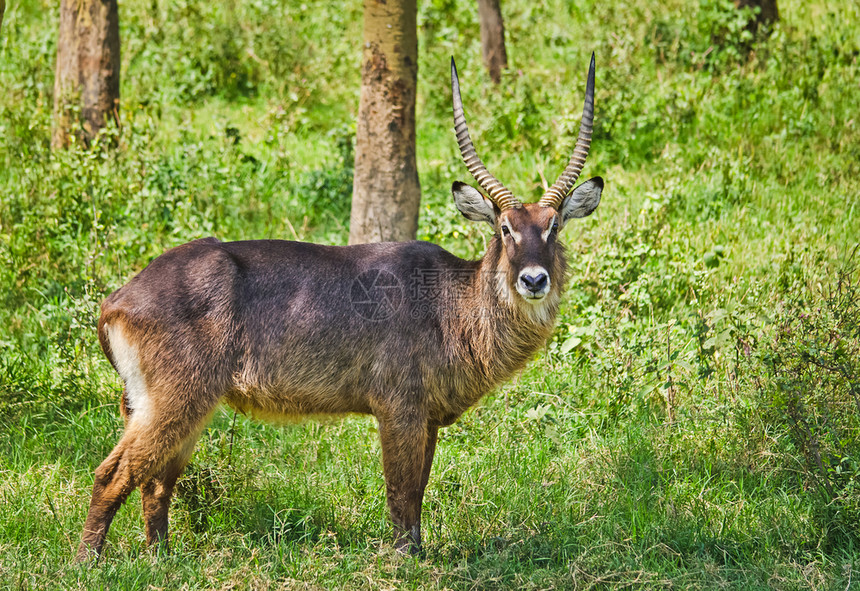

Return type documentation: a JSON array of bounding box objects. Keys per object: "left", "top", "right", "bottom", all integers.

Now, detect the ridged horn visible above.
[
  {"left": 539, "top": 52, "right": 596, "bottom": 209},
  {"left": 451, "top": 58, "right": 521, "bottom": 211}
]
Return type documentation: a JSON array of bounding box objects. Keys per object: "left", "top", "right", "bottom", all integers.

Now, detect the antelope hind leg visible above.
[
  {"left": 75, "top": 401, "right": 215, "bottom": 562},
  {"left": 76, "top": 426, "right": 150, "bottom": 562},
  {"left": 140, "top": 436, "right": 198, "bottom": 552}
]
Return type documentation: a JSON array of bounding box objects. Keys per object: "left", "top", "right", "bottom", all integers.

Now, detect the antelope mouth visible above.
[{"left": 518, "top": 291, "right": 548, "bottom": 304}]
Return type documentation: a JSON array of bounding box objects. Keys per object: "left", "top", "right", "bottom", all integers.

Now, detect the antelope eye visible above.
[
  {"left": 551, "top": 220, "right": 559, "bottom": 232},
  {"left": 501, "top": 225, "right": 511, "bottom": 236}
]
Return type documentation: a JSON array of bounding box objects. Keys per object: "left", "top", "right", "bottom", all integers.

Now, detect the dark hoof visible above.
[{"left": 394, "top": 526, "right": 422, "bottom": 556}]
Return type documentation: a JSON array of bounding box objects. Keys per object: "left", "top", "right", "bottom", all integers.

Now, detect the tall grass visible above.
[{"left": 1, "top": 0, "right": 859, "bottom": 588}]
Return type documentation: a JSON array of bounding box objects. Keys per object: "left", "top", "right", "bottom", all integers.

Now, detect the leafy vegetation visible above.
[{"left": 1, "top": 0, "right": 859, "bottom": 588}]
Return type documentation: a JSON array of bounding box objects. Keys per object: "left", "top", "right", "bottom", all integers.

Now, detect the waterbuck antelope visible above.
[{"left": 76, "top": 55, "right": 604, "bottom": 561}]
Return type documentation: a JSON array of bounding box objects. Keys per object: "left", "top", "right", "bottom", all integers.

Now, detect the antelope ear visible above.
[
  {"left": 560, "top": 176, "right": 603, "bottom": 223},
  {"left": 452, "top": 181, "right": 498, "bottom": 226}
]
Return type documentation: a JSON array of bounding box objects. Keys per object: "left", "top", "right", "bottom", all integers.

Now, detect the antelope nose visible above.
[{"left": 520, "top": 272, "right": 548, "bottom": 293}]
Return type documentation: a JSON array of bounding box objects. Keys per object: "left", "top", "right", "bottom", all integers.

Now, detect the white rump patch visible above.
[{"left": 105, "top": 323, "right": 153, "bottom": 425}]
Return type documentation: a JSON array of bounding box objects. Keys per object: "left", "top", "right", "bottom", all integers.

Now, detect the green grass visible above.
[{"left": 2, "top": 0, "right": 860, "bottom": 588}]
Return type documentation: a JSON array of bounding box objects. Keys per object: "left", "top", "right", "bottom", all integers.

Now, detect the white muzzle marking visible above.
[{"left": 516, "top": 265, "right": 551, "bottom": 302}]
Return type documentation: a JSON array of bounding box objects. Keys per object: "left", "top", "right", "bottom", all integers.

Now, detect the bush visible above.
[
  {"left": 758, "top": 251, "right": 860, "bottom": 547},
  {"left": 290, "top": 126, "right": 355, "bottom": 229}
]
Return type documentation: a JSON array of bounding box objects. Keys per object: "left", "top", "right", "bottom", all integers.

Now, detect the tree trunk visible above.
[
  {"left": 734, "top": 0, "right": 778, "bottom": 33},
  {"left": 349, "top": 0, "right": 420, "bottom": 245},
  {"left": 0, "top": 0, "right": 6, "bottom": 36},
  {"left": 52, "top": 0, "right": 121, "bottom": 149},
  {"left": 477, "top": 0, "right": 507, "bottom": 84}
]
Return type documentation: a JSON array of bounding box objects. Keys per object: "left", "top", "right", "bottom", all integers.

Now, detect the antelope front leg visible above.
[
  {"left": 376, "top": 411, "right": 432, "bottom": 554},
  {"left": 420, "top": 425, "right": 438, "bottom": 499}
]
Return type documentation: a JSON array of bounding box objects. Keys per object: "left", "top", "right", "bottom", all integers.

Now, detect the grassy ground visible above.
[{"left": 1, "top": 0, "right": 859, "bottom": 588}]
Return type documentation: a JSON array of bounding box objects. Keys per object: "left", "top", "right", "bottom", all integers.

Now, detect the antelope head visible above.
[{"left": 450, "top": 54, "right": 604, "bottom": 306}]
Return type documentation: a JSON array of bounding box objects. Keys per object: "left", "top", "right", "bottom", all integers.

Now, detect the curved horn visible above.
[
  {"left": 539, "top": 52, "right": 596, "bottom": 209},
  {"left": 451, "top": 58, "right": 521, "bottom": 211}
]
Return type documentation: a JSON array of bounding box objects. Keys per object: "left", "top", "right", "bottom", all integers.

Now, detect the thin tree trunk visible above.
[
  {"left": 0, "top": 0, "right": 6, "bottom": 36},
  {"left": 734, "top": 0, "right": 778, "bottom": 32},
  {"left": 477, "top": 0, "right": 507, "bottom": 84},
  {"left": 52, "top": 0, "right": 120, "bottom": 149},
  {"left": 349, "top": 0, "right": 420, "bottom": 245}
]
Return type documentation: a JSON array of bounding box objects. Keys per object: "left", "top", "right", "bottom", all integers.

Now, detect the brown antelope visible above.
[{"left": 76, "top": 54, "right": 603, "bottom": 561}]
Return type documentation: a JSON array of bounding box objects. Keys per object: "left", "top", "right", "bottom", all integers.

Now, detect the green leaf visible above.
[
  {"left": 704, "top": 251, "right": 720, "bottom": 268},
  {"left": 560, "top": 336, "right": 582, "bottom": 355}
]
